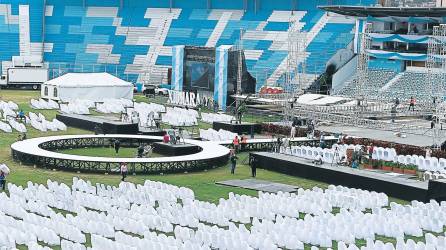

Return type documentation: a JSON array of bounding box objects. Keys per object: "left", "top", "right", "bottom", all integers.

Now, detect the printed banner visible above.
[
  {"left": 171, "top": 45, "right": 185, "bottom": 91},
  {"left": 214, "top": 45, "right": 232, "bottom": 112}
]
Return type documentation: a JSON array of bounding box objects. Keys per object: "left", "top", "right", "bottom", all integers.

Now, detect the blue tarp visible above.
[
  {"left": 370, "top": 34, "right": 429, "bottom": 43},
  {"left": 367, "top": 50, "right": 427, "bottom": 61}
]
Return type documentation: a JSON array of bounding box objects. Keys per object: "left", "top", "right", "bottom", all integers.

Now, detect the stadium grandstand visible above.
[
  {"left": 0, "top": 0, "right": 377, "bottom": 89},
  {"left": 1, "top": 0, "right": 446, "bottom": 249},
  {"left": 324, "top": 5, "right": 446, "bottom": 101}
]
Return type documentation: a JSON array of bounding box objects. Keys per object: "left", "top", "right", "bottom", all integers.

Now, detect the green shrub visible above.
[
  {"left": 373, "top": 160, "right": 382, "bottom": 168},
  {"left": 383, "top": 161, "right": 394, "bottom": 167},
  {"left": 407, "top": 164, "right": 418, "bottom": 170},
  {"left": 363, "top": 157, "right": 370, "bottom": 164}
]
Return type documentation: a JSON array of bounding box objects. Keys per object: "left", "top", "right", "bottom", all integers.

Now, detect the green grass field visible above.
[
  {"left": 0, "top": 90, "right": 410, "bottom": 204},
  {"left": 57, "top": 147, "right": 164, "bottom": 158},
  {"left": 0, "top": 89, "right": 334, "bottom": 203},
  {"left": 2, "top": 89, "right": 438, "bottom": 250}
]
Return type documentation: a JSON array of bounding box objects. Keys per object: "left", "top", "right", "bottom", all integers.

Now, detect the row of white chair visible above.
[
  {"left": 130, "top": 102, "right": 165, "bottom": 127},
  {"left": 0, "top": 120, "right": 12, "bottom": 132},
  {"left": 96, "top": 99, "right": 132, "bottom": 114},
  {"left": 423, "top": 171, "right": 446, "bottom": 181},
  {"left": 200, "top": 113, "right": 234, "bottom": 124},
  {"left": 28, "top": 112, "right": 66, "bottom": 132},
  {"left": 1, "top": 107, "right": 17, "bottom": 120},
  {"left": 326, "top": 144, "right": 446, "bottom": 174},
  {"left": 30, "top": 99, "right": 59, "bottom": 110},
  {"left": 2, "top": 177, "right": 446, "bottom": 250},
  {"left": 60, "top": 103, "right": 90, "bottom": 115},
  {"left": 371, "top": 146, "right": 446, "bottom": 173},
  {"left": 282, "top": 145, "right": 342, "bottom": 164},
  {"left": 0, "top": 100, "right": 20, "bottom": 131},
  {"left": 199, "top": 128, "right": 237, "bottom": 141},
  {"left": 0, "top": 100, "right": 18, "bottom": 110},
  {"left": 162, "top": 107, "right": 198, "bottom": 126},
  {"left": 0, "top": 116, "right": 27, "bottom": 133}
]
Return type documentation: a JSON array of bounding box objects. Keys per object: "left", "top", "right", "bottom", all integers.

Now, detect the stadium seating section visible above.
[
  {"left": 379, "top": 71, "right": 445, "bottom": 102},
  {"left": 0, "top": 0, "right": 374, "bottom": 90},
  {"left": 335, "top": 66, "right": 446, "bottom": 103},
  {"left": 335, "top": 70, "right": 397, "bottom": 98},
  {"left": 386, "top": 0, "right": 437, "bottom": 7}
]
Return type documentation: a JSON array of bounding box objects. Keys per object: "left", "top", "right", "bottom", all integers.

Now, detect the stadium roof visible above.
[{"left": 319, "top": 5, "right": 446, "bottom": 18}]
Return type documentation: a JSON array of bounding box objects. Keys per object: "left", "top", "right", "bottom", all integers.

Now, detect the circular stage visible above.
[{"left": 11, "top": 135, "right": 230, "bottom": 174}]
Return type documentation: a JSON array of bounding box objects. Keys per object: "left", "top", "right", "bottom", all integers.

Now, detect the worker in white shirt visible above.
[{"left": 313, "top": 153, "right": 323, "bottom": 165}]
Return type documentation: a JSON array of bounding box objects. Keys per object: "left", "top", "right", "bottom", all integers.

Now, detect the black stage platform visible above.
[
  {"left": 138, "top": 127, "right": 166, "bottom": 136},
  {"left": 57, "top": 114, "right": 138, "bottom": 134},
  {"left": 153, "top": 142, "right": 201, "bottom": 156},
  {"left": 250, "top": 152, "right": 446, "bottom": 202},
  {"left": 213, "top": 121, "right": 261, "bottom": 134},
  {"left": 217, "top": 179, "right": 299, "bottom": 193},
  {"left": 428, "top": 179, "right": 446, "bottom": 202},
  {"left": 11, "top": 135, "right": 229, "bottom": 174}
]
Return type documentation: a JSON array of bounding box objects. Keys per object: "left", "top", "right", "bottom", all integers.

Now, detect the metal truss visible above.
[
  {"left": 283, "top": 15, "right": 307, "bottom": 121},
  {"left": 286, "top": 17, "right": 307, "bottom": 93},
  {"left": 39, "top": 137, "right": 154, "bottom": 151},
  {"left": 12, "top": 136, "right": 337, "bottom": 173},
  {"left": 13, "top": 138, "right": 228, "bottom": 174},
  {"left": 293, "top": 102, "right": 434, "bottom": 118},
  {"left": 231, "top": 28, "right": 245, "bottom": 114},
  {"left": 355, "top": 22, "right": 372, "bottom": 105},
  {"left": 427, "top": 24, "right": 446, "bottom": 147},
  {"left": 292, "top": 106, "right": 429, "bottom": 136},
  {"left": 220, "top": 138, "right": 337, "bottom": 152}
]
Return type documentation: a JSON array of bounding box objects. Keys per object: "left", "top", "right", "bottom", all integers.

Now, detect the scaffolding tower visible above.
[
  {"left": 283, "top": 16, "right": 307, "bottom": 122},
  {"left": 427, "top": 24, "right": 446, "bottom": 148},
  {"left": 356, "top": 22, "right": 372, "bottom": 105},
  {"left": 352, "top": 22, "right": 372, "bottom": 125},
  {"left": 231, "top": 28, "right": 245, "bottom": 116},
  {"left": 286, "top": 19, "right": 307, "bottom": 92}
]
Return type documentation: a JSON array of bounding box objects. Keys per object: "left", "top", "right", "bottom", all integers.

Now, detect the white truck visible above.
[{"left": 0, "top": 67, "right": 49, "bottom": 90}]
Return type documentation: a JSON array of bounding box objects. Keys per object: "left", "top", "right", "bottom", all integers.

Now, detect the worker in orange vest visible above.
[{"left": 233, "top": 135, "right": 240, "bottom": 153}]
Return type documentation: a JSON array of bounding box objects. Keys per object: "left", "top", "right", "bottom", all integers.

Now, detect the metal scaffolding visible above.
[
  {"left": 356, "top": 22, "right": 372, "bottom": 104},
  {"left": 230, "top": 28, "right": 245, "bottom": 116},
  {"left": 283, "top": 15, "right": 307, "bottom": 121},
  {"left": 12, "top": 136, "right": 229, "bottom": 174},
  {"left": 252, "top": 20, "right": 446, "bottom": 140},
  {"left": 427, "top": 24, "right": 446, "bottom": 148},
  {"left": 236, "top": 28, "right": 244, "bottom": 98},
  {"left": 286, "top": 19, "right": 307, "bottom": 93}
]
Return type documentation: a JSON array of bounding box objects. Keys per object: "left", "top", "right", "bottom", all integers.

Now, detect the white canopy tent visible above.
[{"left": 41, "top": 73, "right": 134, "bottom": 102}]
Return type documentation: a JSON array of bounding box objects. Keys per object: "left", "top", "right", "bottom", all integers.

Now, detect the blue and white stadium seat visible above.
[{"left": 0, "top": 0, "right": 375, "bottom": 89}]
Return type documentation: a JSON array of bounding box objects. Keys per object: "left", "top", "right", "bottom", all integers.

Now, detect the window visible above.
[
  {"left": 53, "top": 88, "right": 58, "bottom": 98},
  {"left": 44, "top": 86, "right": 48, "bottom": 96}
]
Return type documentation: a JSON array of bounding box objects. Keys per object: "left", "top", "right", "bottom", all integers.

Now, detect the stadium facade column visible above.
[
  {"left": 214, "top": 45, "right": 232, "bottom": 112},
  {"left": 171, "top": 45, "right": 185, "bottom": 91}
]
